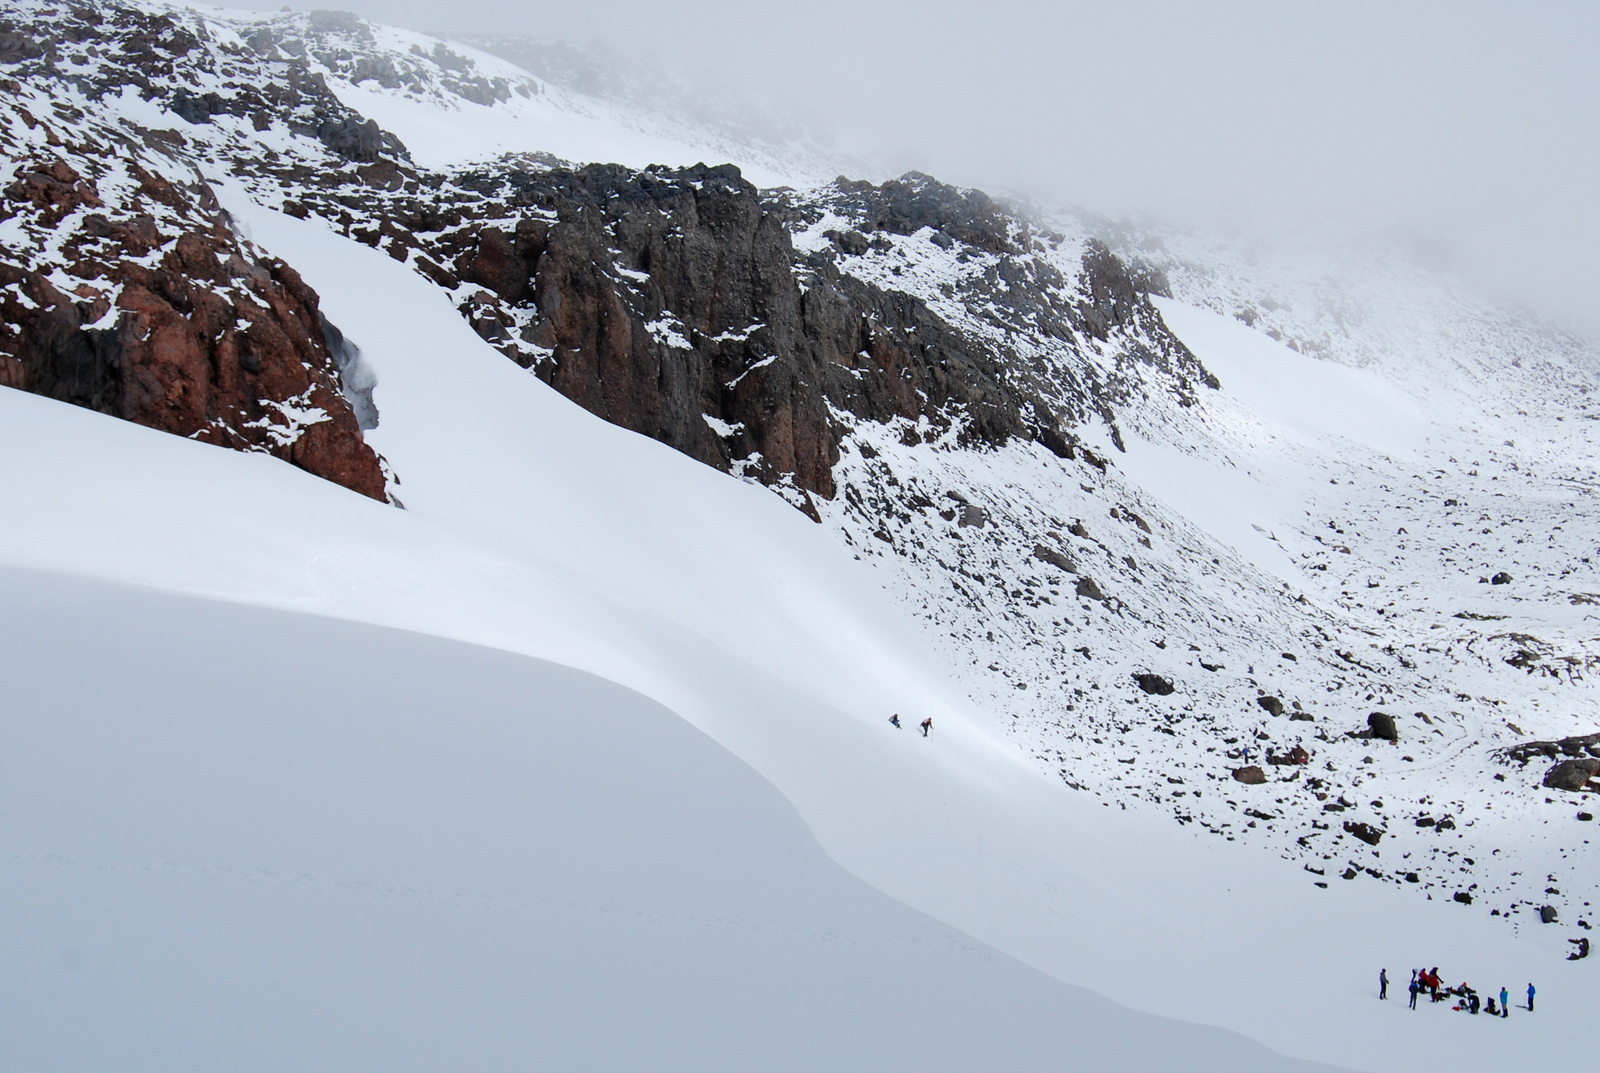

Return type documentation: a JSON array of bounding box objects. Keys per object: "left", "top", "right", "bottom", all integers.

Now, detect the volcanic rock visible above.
[
  {"left": 1076, "top": 577, "right": 1108, "bottom": 601},
  {"left": 1343, "top": 820, "right": 1384, "bottom": 846},
  {"left": 1134, "top": 673, "right": 1174, "bottom": 696},
  {"left": 1032, "top": 543, "right": 1077, "bottom": 573},
  {"left": 1543, "top": 758, "right": 1600, "bottom": 792}
]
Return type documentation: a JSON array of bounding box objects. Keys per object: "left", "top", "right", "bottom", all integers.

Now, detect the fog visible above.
[{"left": 224, "top": 0, "right": 1598, "bottom": 338}]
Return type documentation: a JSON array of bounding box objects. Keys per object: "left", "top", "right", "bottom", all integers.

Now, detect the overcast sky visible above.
[{"left": 232, "top": 1, "right": 1598, "bottom": 337}]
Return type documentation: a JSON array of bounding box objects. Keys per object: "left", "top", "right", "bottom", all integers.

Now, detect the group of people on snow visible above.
[{"left": 1384, "top": 967, "right": 1532, "bottom": 1017}]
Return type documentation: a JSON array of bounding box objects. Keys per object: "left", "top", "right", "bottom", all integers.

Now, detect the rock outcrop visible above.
[
  {"left": 1544, "top": 759, "right": 1600, "bottom": 792},
  {"left": 0, "top": 4, "right": 399, "bottom": 499},
  {"left": 0, "top": 145, "right": 387, "bottom": 500},
  {"left": 417, "top": 162, "right": 1195, "bottom": 508}
]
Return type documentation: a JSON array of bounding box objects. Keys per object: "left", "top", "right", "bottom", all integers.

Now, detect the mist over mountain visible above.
[{"left": 210, "top": 0, "right": 1600, "bottom": 341}]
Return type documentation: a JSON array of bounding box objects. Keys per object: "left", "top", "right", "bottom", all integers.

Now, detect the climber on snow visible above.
[
  {"left": 920, "top": 717, "right": 933, "bottom": 737},
  {"left": 890, "top": 714, "right": 901, "bottom": 729}
]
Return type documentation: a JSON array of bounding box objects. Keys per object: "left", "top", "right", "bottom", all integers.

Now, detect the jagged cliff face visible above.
[
  {"left": 0, "top": 4, "right": 388, "bottom": 499},
  {"left": 428, "top": 163, "right": 1209, "bottom": 509}
]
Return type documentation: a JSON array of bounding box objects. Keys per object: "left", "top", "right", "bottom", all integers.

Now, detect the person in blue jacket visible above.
[
  {"left": 1379, "top": 968, "right": 1388, "bottom": 1000},
  {"left": 1526, "top": 982, "right": 1535, "bottom": 1012},
  {"left": 1499, "top": 987, "right": 1508, "bottom": 1018}
]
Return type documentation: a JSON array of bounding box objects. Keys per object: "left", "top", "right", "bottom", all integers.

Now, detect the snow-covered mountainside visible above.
[{"left": 2, "top": 1, "right": 1597, "bottom": 1069}]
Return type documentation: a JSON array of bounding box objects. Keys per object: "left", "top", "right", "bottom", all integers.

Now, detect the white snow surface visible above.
[
  {"left": 2, "top": 569, "right": 1324, "bottom": 1072},
  {"left": 2, "top": 189, "right": 1593, "bottom": 1071}
]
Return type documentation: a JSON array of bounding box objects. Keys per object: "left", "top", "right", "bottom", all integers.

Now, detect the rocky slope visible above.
[
  {"left": 4, "top": 0, "right": 1599, "bottom": 945},
  {"left": 0, "top": 4, "right": 389, "bottom": 498}
]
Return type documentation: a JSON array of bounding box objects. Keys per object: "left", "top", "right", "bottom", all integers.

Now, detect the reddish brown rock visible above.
[{"left": 0, "top": 156, "right": 387, "bottom": 501}]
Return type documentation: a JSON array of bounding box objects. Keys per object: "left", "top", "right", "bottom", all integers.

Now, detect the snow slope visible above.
[
  {"left": 3, "top": 568, "right": 1334, "bottom": 1072},
  {"left": 2, "top": 189, "right": 1593, "bottom": 1070}
]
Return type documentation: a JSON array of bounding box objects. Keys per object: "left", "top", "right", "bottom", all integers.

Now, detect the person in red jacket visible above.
[{"left": 920, "top": 717, "right": 933, "bottom": 737}]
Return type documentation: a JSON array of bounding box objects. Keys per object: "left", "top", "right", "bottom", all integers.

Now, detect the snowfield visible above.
[
  {"left": 4, "top": 569, "right": 1339, "bottom": 1073},
  {"left": 1, "top": 190, "right": 1593, "bottom": 1071}
]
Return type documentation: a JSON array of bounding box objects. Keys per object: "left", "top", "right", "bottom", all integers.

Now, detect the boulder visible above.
[
  {"left": 1367, "top": 711, "right": 1399, "bottom": 742},
  {"left": 1135, "top": 673, "right": 1175, "bottom": 696},
  {"left": 1491, "top": 571, "right": 1513, "bottom": 585},
  {"left": 1543, "top": 758, "right": 1600, "bottom": 792},
  {"left": 1540, "top": 905, "right": 1559, "bottom": 924},
  {"left": 1257, "top": 696, "right": 1285, "bottom": 716},
  {"left": 1032, "top": 543, "right": 1077, "bottom": 574},
  {"left": 1453, "top": 891, "right": 1473, "bottom": 905},
  {"left": 1076, "top": 577, "right": 1107, "bottom": 601},
  {"left": 1343, "top": 820, "right": 1384, "bottom": 845},
  {"left": 1232, "top": 766, "right": 1267, "bottom": 785}
]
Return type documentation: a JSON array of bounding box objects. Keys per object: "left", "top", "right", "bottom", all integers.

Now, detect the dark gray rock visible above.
[
  {"left": 1501, "top": 731, "right": 1600, "bottom": 765},
  {"left": 827, "top": 229, "right": 870, "bottom": 256},
  {"left": 1032, "top": 543, "right": 1077, "bottom": 574},
  {"left": 1076, "top": 577, "right": 1107, "bottom": 601},
  {"left": 1257, "top": 696, "right": 1285, "bottom": 717},
  {"left": 317, "top": 116, "right": 397, "bottom": 162},
  {"left": 1368, "top": 711, "right": 1399, "bottom": 742},
  {"left": 1135, "top": 673, "right": 1174, "bottom": 696},
  {"left": 1343, "top": 820, "right": 1384, "bottom": 846},
  {"left": 0, "top": 30, "right": 44, "bottom": 63},
  {"left": 1232, "top": 766, "right": 1267, "bottom": 785},
  {"left": 1543, "top": 758, "right": 1600, "bottom": 791}
]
